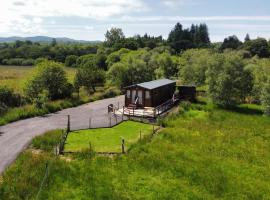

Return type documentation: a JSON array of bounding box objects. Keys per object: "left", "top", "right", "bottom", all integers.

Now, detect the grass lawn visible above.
[
  {"left": 1, "top": 102, "right": 270, "bottom": 199},
  {"left": 0, "top": 65, "right": 76, "bottom": 93},
  {"left": 65, "top": 121, "right": 154, "bottom": 152}
]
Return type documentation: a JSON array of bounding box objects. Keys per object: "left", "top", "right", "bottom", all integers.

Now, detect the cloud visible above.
[
  {"left": 13, "top": 1, "right": 26, "bottom": 6},
  {"left": 0, "top": 0, "right": 147, "bottom": 35}
]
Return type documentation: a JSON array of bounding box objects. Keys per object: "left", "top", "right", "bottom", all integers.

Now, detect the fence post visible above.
[
  {"left": 121, "top": 139, "right": 125, "bottom": 154},
  {"left": 67, "top": 115, "right": 70, "bottom": 133}
]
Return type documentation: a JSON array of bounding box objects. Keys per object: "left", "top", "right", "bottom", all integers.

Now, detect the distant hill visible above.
[{"left": 0, "top": 36, "right": 101, "bottom": 44}]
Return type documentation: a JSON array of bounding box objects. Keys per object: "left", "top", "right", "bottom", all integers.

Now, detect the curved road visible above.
[{"left": 0, "top": 95, "right": 124, "bottom": 174}]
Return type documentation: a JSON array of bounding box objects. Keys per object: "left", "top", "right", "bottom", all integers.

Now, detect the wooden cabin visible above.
[{"left": 125, "top": 79, "right": 176, "bottom": 108}]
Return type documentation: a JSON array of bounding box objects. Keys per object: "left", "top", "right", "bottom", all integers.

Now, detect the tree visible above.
[
  {"left": 244, "top": 33, "right": 251, "bottom": 42},
  {"left": 206, "top": 54, "right": 253, "bottom": 106},
  {"left": 65, "top": 55, "right": 78, "bottom": 67},
  {"left": 74, "top": 59, "right": 105, "bottom": 93},
  {"left": 24, "top": 61, "right": 72, "bottom": 100},
  {"left": 244, "top": 38, "right": 269, "bottom": 58},
  {"left": 220, "top": 35, "right": 242, "bottom": 50},
  {"left": 261, "top": 77, "right": 270, "bottom": 116},
  {"left": 155, "top": 53, "right": 178, "bottom": 79},
  {"left": 104, "top": 27, "right": 125, "bottom": 48},
  {"left": 179, "top": 49, "right": 212, "bottom": 86},
  {"left": 51, "top": 38, "right": 57, "bottom": 47}
]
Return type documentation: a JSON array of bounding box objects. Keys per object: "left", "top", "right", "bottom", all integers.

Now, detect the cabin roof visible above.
[{"left": 126, "top": 79, "right": 176, "bottom": 90}]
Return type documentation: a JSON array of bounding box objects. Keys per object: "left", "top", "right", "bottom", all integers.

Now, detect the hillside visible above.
[{"left": 0, "top": 36, "right": 101, "bottom": 44}]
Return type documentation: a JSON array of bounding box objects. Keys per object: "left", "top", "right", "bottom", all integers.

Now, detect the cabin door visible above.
[
  {"left": 131, "top": 90, "right": 137, "bottom": 104},
  {"left": 137, "top": 90, "right": 143, "bottom": 106}
]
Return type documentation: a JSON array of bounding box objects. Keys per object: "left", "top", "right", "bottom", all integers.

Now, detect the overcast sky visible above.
[{"left": 0, "top": 0, "right": 270, "bottom": 42}]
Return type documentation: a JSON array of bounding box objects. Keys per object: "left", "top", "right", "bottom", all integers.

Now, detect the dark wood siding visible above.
[{"left": 125, "top": 82, "right": 176, "bottom": 108}]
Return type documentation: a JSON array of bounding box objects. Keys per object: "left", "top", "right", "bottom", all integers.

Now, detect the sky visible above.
[{"left": 0, "top": 0, "right": 270, "bottom": 42}]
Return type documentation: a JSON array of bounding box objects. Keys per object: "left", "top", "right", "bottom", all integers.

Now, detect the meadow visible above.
[
  {"left": 65, "top": 121, "right": 154, "bottom": 152},
  {"left": 1, "top": 101, "right": 270, "bottom": 199},
  {"left": 0, "top": 65, "right": 76, "bottom": 93}
]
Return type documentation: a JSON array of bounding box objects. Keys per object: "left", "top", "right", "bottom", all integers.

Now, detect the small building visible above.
[
  {"left": 125, "top": 79, "right": 176, "bottom": 108},
  {"left": 178, "top": 85, "right": 196, "bottom": 102}
]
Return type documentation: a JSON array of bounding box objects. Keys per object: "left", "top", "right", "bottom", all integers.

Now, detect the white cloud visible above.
[{"left": 0, "top": 0, "right": 146, "bottom": 35}]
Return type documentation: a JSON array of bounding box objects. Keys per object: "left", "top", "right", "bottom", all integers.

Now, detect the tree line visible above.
[{"left": 0, "top": 22, "right": 270, "bottom": 116}]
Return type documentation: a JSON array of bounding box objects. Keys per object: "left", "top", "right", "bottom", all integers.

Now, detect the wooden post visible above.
[
  {"left": 121, "top": 139, "right": 125, "bottom": 154},
  {"left": 152, "top": 124, "right": 155, "bottom": 135},
  {"left": 89, "top": 117, "right": 91, "bottom": 129},
  {"left": 67, "top": 115, "right": 70, "bottom": 133}
]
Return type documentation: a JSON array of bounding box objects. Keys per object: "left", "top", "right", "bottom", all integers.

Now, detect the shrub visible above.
[
  {"left": 32, "top": 129, "right": 62, "bottom": 152},
  {"left": 65, "top": 55, "right": 78, "bottom": 67},
  {"left": 0, "top": 86, "right": 22, "bottom": 107},
  {"left": 24, "top": 60, "right": 72, "bottom": 100},
  {"left": 33, "top": 90, "right": 49, "bottom": 109},
  {"left": 261, "top": 77, "right": 270, "bottom": 116}
]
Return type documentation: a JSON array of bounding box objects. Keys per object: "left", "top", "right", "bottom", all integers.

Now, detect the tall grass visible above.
[{"left": 1, "top": 102, "right": 270, "bottom": 199}]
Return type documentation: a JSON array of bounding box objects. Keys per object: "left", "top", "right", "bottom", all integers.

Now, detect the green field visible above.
[
  {"left": 65, "top": 121, "right": 154, "bottom": 152},
  {"left": 1, "top": 102, "right": 270, "bottom": 199},
  {"left": 0, "top": 65, "right": 76, "bottom": 92}
]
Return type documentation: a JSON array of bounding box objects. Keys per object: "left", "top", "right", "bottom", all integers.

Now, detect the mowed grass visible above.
[
  {"left": 0, "top": 65, "right": 76, "bottom": 93},
  {"left": 65, "top": 121, "right": 154, "bottom": 152},
  {"left": 1, "top": 103, "right": 270, "bottom": 199}
]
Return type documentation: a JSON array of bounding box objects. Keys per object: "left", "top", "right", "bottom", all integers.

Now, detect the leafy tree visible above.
[
  {"left": 155, "top": 53, "right": 178, "bottom": 79},
  {"left": 24, "top": 61, "right": 72, "bottom": 100},
  {"left": 74, "top": 59, "right": 105, "bottom": 93},
  {"left": 179, "top": 49, "right": 212, "bottom": 86},
  {"left": 104, "top": 27, "right": 125, "bottom": 48},
  {"left": 206, "top": 53, "right": 253, "bottom": 106},
  {"left": 244, "top": 33, "right": 251, "bottom": 42},
  {"left": 261, "top": 77, "right": 270, "bottom": 116},
  {"left": 220, "top": 35, "right": 242, "bottom": 50},
  {"left": 244, "top": 38, "right": 269, "bottom": 58},
  {"left": 65, "top": 55, "right": 78, "bottom": 67}
]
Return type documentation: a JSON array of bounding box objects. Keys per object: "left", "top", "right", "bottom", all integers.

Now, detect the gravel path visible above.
[{"left": 0, "top": 95, "right": 125, "bottom": 174}]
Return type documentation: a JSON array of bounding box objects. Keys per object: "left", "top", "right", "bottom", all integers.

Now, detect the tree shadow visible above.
[{"left": 220, "top": 105, "right": 263, "bottom": 115}]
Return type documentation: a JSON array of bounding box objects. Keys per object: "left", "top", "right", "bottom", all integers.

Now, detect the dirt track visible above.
[{"left": 0, "top": 95, "right": 124, "bottom": 174}]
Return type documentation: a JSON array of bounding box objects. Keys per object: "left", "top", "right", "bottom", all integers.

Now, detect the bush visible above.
[
  {"left": 33, "top": 90, "right": 49, "bottom": 109},
  {"left": 65, "top": 55, "right": 78, "bottom": 67},
  {"left": 24, "top": 60, "right": 72, "bottom": 100},
  {"left": 21, "top": 58, "right": 35, "bottom": 66},
  {"left": 261, "top": 78, "right": 270, "bottom": 116},
  {"left": 32, "top": 130, "right": 62, "bottom": 152},
  {"left": 0, "top": 86, "right": 22, "bottom": 107}
]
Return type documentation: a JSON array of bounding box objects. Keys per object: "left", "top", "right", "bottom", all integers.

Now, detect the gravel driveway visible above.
[{"left": 0, "top": 95, "right": 125, "bottom": 174}]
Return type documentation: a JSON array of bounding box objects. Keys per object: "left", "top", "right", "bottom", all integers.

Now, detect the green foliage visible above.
[
  {"left": 33, "top": 90, "right": 49, "bottom": 109},
  {"left": 65, "top": 55, "right": 78, "bottom": 67},
  {"left": 261, "top": 77, "right": 270, "bottom": 116},
  {"left": 24, "top": 60, "right": 72, "bottom": 100},
  {"left": 168, "top": 22, "right": 210, "bottom": 53},
  {"left": 104, "top": 27, "right": 125, "bottom": 48},
  {"left": 206, "top": 53, "right": 253, "bottom": 106},
  {"left": 74, "top": 58, "right": 105, "bottom": 93},
  {"left": 32, "top": 129, "right": 62, "bottom": 152},
  {"left": 244, "top": 38, "right": 269, "bottom": 58},
  {"left": 179, "top": 49, "right": 212, "bottom": 85},
  {"left": 0, "top": 85, "right": 22, "bottom": 107},
  {"left": 220, "top": 35, "right": 242, "bottom": 50}
]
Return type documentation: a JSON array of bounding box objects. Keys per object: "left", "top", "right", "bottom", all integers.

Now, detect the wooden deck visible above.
[{"left": 115, "top": 98, "right": 179, "bottom": 118}]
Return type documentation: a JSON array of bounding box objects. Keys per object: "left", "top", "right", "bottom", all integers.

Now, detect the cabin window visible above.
[
  {"left": 126, "top": 90, "right": 131, "bottom": 98},
  {"left": 145, "top": 91, "right": 150, "bottom": 99}
]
